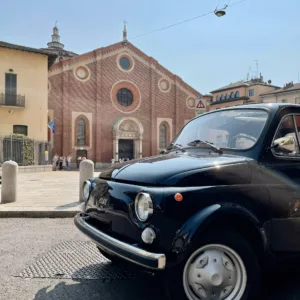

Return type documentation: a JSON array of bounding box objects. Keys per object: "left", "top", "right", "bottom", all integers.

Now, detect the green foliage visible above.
[
  {"left": 23, "top": 138, "right": 34, "bottom": 166},
  {"left": 3, "top": 134, "right": 34, "bottom": 166}
]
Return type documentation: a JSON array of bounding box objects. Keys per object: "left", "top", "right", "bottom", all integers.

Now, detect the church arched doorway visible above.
[{"left": 112, "top": 117, "right": 143, "bottom": 162}]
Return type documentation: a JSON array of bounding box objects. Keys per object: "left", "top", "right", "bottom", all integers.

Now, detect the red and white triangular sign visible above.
[{"left": 196, "top": 99, "right": 205, "bottom": 109}]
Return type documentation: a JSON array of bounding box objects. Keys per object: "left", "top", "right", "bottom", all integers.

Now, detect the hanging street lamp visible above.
[{"left": 214, "top": 5, "right": 228, "bottom": 17}]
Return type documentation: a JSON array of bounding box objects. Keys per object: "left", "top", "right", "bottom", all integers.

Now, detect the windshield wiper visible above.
[
  {"left": 167, "top": 143, "right": 186, "bottom": 153},
  {"left": 187, "top": 139, "right": 223, "bottom": 154}
]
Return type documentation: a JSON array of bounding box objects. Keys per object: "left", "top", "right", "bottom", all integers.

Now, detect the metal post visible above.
[
  {"left": 1, "top": 160, "right": 18, "bottom": 203},
  {"left": 79, "top": 159, "right": 94, "bottom": 202}
]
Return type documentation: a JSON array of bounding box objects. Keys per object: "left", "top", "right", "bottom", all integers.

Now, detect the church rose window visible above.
[
  {"left": 117, "top": 88, "right": 134, "bottom": 107},
  {"left": 120, "top": 57, "right": 131, "bottom": 70}
]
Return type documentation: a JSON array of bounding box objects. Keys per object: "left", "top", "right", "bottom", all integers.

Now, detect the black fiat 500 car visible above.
[{"left": 75, "top": 103, "right": 300, "bottom": 300}]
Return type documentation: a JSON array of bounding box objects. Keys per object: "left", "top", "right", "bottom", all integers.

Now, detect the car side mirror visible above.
[{"left": 273, "top": 135, "right": 297, "bottom": 153}]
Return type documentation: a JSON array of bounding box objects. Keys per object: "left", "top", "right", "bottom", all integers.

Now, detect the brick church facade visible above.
[{"left": 48, "top": 26, "right": 201, "bottom": 167}]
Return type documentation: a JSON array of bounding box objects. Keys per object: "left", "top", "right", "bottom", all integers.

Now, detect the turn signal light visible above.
[{"left": 174, "top": 193, "right": 183, "bottom": 202}]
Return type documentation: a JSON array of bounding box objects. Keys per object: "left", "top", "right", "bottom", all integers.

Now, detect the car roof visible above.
[
  {"left": 191, "top": 103, "right": 300, "bottom": 124},
  {"left": 224, "top": 102, "right": 300, "bottom": 112}
]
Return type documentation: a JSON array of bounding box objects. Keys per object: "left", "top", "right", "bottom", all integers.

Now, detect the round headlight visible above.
[
  {"left": 82, "top": 180, "right": 91, "bottom": 201},
  {"left": 135, "top": 192, "right": 153, "bottom": 222}
]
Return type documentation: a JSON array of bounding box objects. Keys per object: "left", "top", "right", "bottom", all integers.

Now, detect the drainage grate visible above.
[{"left": 16, "top": 241, "right": 138, "bottom": 281}]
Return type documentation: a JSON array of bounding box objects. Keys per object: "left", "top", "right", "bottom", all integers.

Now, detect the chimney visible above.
[{"left": 260, "top": 73, "right": 263, "bottom": 82}]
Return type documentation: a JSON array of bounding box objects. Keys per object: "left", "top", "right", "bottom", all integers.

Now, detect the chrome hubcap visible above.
[{"left": 183, "top": 244, "right": 247, "bottom": 300}]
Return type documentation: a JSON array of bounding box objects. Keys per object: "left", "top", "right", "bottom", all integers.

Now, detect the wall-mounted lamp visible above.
[{"left": 9, "top": 69, "right": 13, "bottom": 72}]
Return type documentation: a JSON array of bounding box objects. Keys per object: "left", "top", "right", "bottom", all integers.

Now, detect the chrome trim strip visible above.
[{"left": 76, "top": 215, "right": 166, "bottom": 270}]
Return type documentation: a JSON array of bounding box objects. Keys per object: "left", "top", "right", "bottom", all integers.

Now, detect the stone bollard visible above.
[
  {"left": 79, "top": 159, "right": 94, "bottom": 202},
  {"left": 1, "top": 160, "right": 18, "bottom": 203}
]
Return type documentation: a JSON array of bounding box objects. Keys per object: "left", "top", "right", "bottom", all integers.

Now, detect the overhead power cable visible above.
[{"left": 131, "top": 0, "right": 247, "bottom": 40}]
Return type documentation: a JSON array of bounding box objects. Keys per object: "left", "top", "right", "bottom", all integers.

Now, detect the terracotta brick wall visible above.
[{"left": 48, "top": 42, "right": 199, "bottom": 164}]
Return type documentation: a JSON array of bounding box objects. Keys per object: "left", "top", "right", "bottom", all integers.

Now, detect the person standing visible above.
[
  {"left": 52, "top": 154, "right": 58, "bottom": 171},
  {"left": 59, "top": 156, "right": 63, "bottom": 171},
  {"left": 62, "top": 156, "right": 66, "bottom": 170},
  {"left": 67, "top": 154, "right": 72, "bottom": 171}
]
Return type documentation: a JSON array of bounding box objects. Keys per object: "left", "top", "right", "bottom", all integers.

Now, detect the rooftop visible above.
[
  {"left": 261, "top": 82, "right": 300, "bottom": 96},
  {"left": 210, "top": 81, "right": 249, "bottom": 93},
  {"left": 210, "top": 76, "right": 280, "bottom": 94},
  {"left": 0, "top": 41, "right": 57, "bottom": 68}
]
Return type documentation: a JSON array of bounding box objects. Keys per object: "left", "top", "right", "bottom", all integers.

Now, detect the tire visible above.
[{"left": 164, "top": 229, "right": 261, "bottom": 300}]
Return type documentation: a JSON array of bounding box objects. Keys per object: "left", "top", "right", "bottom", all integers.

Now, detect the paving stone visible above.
[{"left": 0, "top": 171, "right": 100, "bottom": 217}]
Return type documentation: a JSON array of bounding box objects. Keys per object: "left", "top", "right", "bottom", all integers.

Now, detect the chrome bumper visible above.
[{"left": 74, "top": 213, "right": 166, "bottom": 270}]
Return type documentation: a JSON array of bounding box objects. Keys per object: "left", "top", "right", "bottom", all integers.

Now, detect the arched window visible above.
[
  {"left": 230, "top": 92, "right": 235, "bottom": 99},
  {"left": 77, "top": 118, "right": 86, "bottom": 146},
  {"left": 216, "top": 95, "right": 220, "bottom": 101},
  {"left": 159, "top": 124, "right": 167, "bottom": 149},
  {"left": 75, "top": 115, "right": 90, "bottom": 147},
  {"left": 235, "top": 91, "right": 240, "bottom": 98}
]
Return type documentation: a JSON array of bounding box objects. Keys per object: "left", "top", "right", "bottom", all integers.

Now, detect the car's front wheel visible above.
[{"left": 165, "top": 229, "right": 261, "bottom": 300}]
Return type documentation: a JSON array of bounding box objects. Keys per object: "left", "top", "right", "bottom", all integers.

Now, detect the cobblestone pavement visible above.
[
  {"left": 1, "top": 218, "right": 300, "bottom": 300},
  {"left": 0, "top": 171, "right": 100, "bottom": 216}
]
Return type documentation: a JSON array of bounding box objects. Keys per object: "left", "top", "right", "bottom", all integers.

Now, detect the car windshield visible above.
[{"left": 171, "top": 109, "right": 269, "bottom": 151}]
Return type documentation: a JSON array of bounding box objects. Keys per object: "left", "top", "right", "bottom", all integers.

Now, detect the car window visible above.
[
  {"left": 172, "top": 109, "right": 269, "bottom": 151},
  {"left": 273, "top": 115, "right": 300, "bottom": 156}
]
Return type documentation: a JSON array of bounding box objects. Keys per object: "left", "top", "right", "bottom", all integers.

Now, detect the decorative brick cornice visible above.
[{"left": 49, "top": 41, "right": 201, "bottom": 98}]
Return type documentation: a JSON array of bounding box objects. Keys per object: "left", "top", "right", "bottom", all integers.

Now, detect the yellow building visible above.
[
  {"left": 261, "top": 82, "right": 300, "bottom": 104},
  {"left": 209, "top": 75, "right": 279, "bottom": 110},
  {"left": 0, "top": 41, "right": 56, "bottom": 140}
]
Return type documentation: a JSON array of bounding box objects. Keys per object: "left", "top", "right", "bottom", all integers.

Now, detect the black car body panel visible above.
[
  {"left": 75, "top": 103, "right": 300, "bottom": 271},
  {"left": 100, "top": 153, "right": 251, "bottom": 186}
]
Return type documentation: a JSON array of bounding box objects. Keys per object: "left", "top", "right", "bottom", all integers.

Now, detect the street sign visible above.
[
  {"left": 196, "top": 99, "right": 205, "bottom": 109},
  {"left": 195, "top": 98, "right": 207, "bottom": 117}
]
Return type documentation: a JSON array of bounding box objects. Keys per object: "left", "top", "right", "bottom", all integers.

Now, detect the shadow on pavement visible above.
[
  {"left": 260, "top": 272, "right": 300, "bottom": 300},
  {"left": 33, "top": 272, "right": 300, "bottom": 300},
  {"left": 56, "top": 202, "right": 81, "bottom": 210},
  {"left": 32, "top": 256, "right": 300, "bottom": 300},
  {"left": 33, "top": 277, "right": 166, "bottom": 300}
]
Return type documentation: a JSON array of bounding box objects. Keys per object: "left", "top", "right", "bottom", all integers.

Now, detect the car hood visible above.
[{"left": 99, "top": 153, "right": 252, "bottom": 186}]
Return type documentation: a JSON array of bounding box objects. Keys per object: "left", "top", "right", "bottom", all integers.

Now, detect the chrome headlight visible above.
[
  {"left": 82, "top": 180, "right": 91, "bottom": 201},
  {"left": 135, "top": 192, "right": 153, "bottom": 222}
]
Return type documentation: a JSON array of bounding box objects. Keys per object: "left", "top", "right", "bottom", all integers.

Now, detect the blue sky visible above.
[{"left": 1, "top": 0, "right": 299, "bottom": 94}]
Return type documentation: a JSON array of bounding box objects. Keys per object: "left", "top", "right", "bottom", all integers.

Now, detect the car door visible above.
[{"left": 261, "top": 112, "right": 300, "bottom": 252}]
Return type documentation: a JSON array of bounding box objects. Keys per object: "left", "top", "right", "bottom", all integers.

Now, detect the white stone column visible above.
[
  {"left": 1, "top": 160, "right": 18, "bottom": 203},
  {"left": 133, "top": 139, "right": 138, "bottom": 159},
  {"left": 139, "top": 139, "right": 143, "bottom": 158},
  {"left": 79, "top": 159, "right": 94, "bottom": 202},
  {"left": 113, "top": 138, "right": 119, "bottom": 161}
]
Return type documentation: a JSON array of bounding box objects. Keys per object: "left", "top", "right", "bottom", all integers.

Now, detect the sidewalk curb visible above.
[{"left": 0, "top": 210, "right": 80, "bottom": 218}]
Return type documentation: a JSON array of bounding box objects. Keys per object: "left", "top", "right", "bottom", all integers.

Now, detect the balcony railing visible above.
[{"left": 0, "top": 93, "right": 25, "bottom": 108}]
